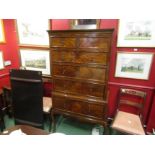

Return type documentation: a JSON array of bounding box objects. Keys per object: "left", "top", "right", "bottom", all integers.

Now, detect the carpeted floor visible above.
[{"left": 3, "top": 115, "right": 123, "bottom": 135}]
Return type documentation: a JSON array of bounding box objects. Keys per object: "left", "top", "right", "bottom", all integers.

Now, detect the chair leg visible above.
[
  {"left": 0, "top": 117, "right": 5, "bottom": 132},
  {"left": 102, "top": 125, "right": 111, "bottom": 135},
  {"left": 48, "top": 113, "right": 52, "bottom": 132},
  {"left": 51, "top": 112, "right": 56, "bottom": 133}
]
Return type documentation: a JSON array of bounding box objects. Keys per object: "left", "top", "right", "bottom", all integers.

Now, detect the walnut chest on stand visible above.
[{"left": 47, "top": 29, "right": 113, "bottom": 134}]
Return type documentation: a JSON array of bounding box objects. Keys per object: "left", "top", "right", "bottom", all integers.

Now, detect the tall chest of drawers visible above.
[{"left": 48, "top": 29, "right": 113, "bottom": 130}]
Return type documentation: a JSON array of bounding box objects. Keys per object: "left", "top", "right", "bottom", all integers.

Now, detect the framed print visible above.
[
  {"left": 71, "top": 19, "right": 100, "bottom": 29},
  {"left": 115, "top": 52, "right": 154, "bottom": 80},
  {"left": 20, "top": 49, "right": 51, "bottom": 76},
  {"left": 0, "top": 19, "right": 5, "bottom": 43},
  {"left": 16, "top": 19, "right": 49, "bottom": 47},
  {"left": 117, "top": 20, "right": 155, "bottom": 47},
  {"left": 0, "top": 51, "right": 4, "bottom": 69}
]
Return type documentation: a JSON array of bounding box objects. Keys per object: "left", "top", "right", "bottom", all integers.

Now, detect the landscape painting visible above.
[
  {"left": 120, "top": 58, "right": 144, "bottom": 74},
  {"left": 0, "top": 19, "right": 5, "bottom": 43},
  {"left": 115, "top": 52, "right": 153, "bottom": 80},
  {"left": 124, "top": 21, "right": 152, "bottom": 40},
  {"left": 20, "top": 49, "right": 51, "bottom": 76},
  {"left": 0, "top": 51, "right": 4, "bottom": 69},
  {"left": 117, "top": 20, "right": 155, "bottom": 47},
  {"left": 16, "top": 19, "right": 49, "bottom": 47}
]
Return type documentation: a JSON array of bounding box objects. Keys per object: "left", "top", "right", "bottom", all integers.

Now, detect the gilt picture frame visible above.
[
  {"left": 0, "top": 51, "right": 4, "bottom": 70},
  {"left": 115, "top": 52, "right": 154, "bottom": 80},
  {"left": 20, "top": 49, "right": 51, "bottom": 76},
  {"left": 71, "top": 19, "right": 100, "bottom": 29},
  {"left": 117, "top": 20, "right": 155, "bottom": 47},
  {"left": 0, "top": 19, "right": 5, "bottom": 43},
  {"left": 16, "top": 19, "right": 50, "bottom": 47}
]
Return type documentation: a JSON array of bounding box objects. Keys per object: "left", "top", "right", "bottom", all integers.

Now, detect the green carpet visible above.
[
  {"left": 3, "top": 115, "right": 122, "bottom": 135},
  {"left": 56, "top": 117, "right": 93, "bottom": 135}
]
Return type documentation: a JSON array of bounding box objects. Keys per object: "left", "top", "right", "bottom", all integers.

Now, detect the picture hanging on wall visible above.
[
  {"left": 0, "top": 19, "right": 5, "bottom": 43},
  {"left": 115, "top": 52, "right": 154, "bottom": 80},
  {"left": 70, "top": 19, "right": 100, "bottom": 29},
  {"left": 16, "top": 19, "right": 50, "bottom": 47},
  {"left": 0, "top": 51, "right": 4, "bottom": 69},
  {"left": 117, "top": 20, "right": 155, "bottom": 47},
  {"left": 20, "top": 49, "right": 51, "bottom": 76}
]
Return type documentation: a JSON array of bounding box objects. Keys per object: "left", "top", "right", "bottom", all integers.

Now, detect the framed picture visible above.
[
  {"left": 115, "top": 52, "right": 154, "bottom": 80},
  {"left": 71, "top": 19, "right": 100, "bottom": 29},
  {"left": 16, "top": 19, "right": 50, "bottom": 47},
  {"left": 0, "top": 51, "right": 4, "bottom": 69},
  {"left": 20, "top": 49, "right": 51, "bottom": 76},
  {"left": 0, "top": 19, "right": 5, "bottom": 43},
  {"left": 117, "top": 20, "right": 155, "bottom": 47}
]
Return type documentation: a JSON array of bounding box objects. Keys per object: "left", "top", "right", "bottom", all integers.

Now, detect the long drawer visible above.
[
  {"left": 52, "top": 64, "right": 107, "bottom": 81},
  {"left": 52, "top": 49, "right": 108, "bottom": 64},
  {"left": 53, "top": 78, "right": 106, "bottom": 98},
  {"left": 50, "top": 36, "right": 110, "bottom": 50},
  {"left": 52, "top": 95, "right": 107, "bottom": 119}
]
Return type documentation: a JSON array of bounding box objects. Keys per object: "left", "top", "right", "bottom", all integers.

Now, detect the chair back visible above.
[
  {"left": 117, "top": 88, "right": 146, "bottom": 117},
  {"left": 10, "top": 69, "right": 44, "bottom": 129}
]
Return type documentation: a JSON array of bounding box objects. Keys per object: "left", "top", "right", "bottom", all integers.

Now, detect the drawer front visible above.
[
  {"left": 79, "top": 38, "right": 110, "bottom": 49},
  {"left": 52, "top": 50, "right": 75, "bottom": 62},
  {"left": 53, "top": 65, "right": 106, "bottom": 81},
  {"left": 75, "top": 52, "right": 107, "bottom": 64},
  {"left": 52, "top": 96, "right": 65, "bottom": 109},
  {"left": 89, "top": 104, "right": 106, "bottom": 118},
  {"left": 54, "top": 79, "right": 105, "bottom": 98},
  {"left": 52, "top": 94, "right": 106, "bottom": 119},
  {"left": 50, "top": 37, "right": 76, "bottom": 48},
  {"left": 65, "top": 99, "right": 89, "bottom": 115},
  {"left": 52, "top": 50, "right": 108, "bottom": 64}
]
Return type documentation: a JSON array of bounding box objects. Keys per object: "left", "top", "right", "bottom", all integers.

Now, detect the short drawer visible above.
[
  {"left": 50, "top": 37, "right": 76, "bottom": 48},
  {"left": 79, "top": 37, "right": 110, "bottom": 49}
]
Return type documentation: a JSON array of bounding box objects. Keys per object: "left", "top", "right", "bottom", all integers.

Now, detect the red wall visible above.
[
  {"left": 0, "top": 19, "right": 20, "bottom": 89},
  {"left": 51, "top": 19, "right": 70, "bottom": 30},
  {"left": 0, "top": 19, "right": 155, "bottom": 133},
  {"left": 147, "top": 95, "right": 155, "bottom": 133}
]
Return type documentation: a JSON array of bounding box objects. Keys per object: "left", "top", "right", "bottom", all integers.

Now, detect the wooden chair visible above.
[
  {"left": 10, "top": 69, "right": 44, "bottom": 129},
  {"left": 10, "top": 70, "right": 52, "bottom": 131},
  {"left": 43, "top": 97, "right": 52, "bottom": 131},
  {"left": 111, "top": 88, "right": 146, "bottom": 135},
  {"left": 43, "top": 81, "right": 53, "bottom": 131}
]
